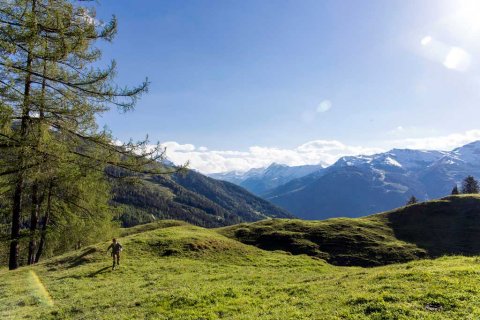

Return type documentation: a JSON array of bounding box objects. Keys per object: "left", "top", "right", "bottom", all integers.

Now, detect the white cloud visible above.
[
  {"left": 160, "top": 140, "right": 381, "bottom": 174},
  {"left": 162, "top": 141, "right": 195, "bottom": 152},
  {"left": 158, "top": 129, "right": 480, "bottom": 174},
  {"left": 391, "top": 129, "right": 480, "bottom": 150}
]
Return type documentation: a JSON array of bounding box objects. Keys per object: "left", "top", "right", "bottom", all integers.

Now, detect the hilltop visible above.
[
  {"left": 221, "top": 195, "right": 480, "bottom": 266},
  {"left": 2, "top": 217, "right": 480, "bottom": 319}
]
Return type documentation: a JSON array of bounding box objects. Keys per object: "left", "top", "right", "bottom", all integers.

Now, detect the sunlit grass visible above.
[
  {"left": 29, "top": 270, "right": 54, "bottom": 307},
  {"left": 2, "top": 221, "right": 480, "bottom": 319}
]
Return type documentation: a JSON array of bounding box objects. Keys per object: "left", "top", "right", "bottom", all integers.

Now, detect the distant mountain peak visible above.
[
  {"left": 209, "top": 162, "right": 324, "bottom": 195},
  {"left": 267, "top": 162, "right": 288, "bottom": 169},
  {"left": 456, "top": 140, "right": 480, "bottom": 148},
  {"left": 264, "top": 140, "right": 480, "bottom": 220},
  {"left": 453, "top": 140, "right": 480, "bottom": 154}
]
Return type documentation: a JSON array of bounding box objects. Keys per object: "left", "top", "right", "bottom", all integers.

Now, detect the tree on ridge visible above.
[
  {"left": 406, "top": 195, "right": 418, "bottom": 206},
  {"left": 461, "top": 176, "right": 479, "bottom": 194},
  {"left": 451, "top": 185, "right": 459, "bottom": 195}
]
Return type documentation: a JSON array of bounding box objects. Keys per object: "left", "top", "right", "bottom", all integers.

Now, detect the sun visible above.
[{"left": 446, "top": 0, "right": 480, "bottom": 39}]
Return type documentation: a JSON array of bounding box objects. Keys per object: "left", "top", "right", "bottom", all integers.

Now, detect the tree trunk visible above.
[
  {"left": 35, "top": 182, "right": 52, "bottom": 263},
  {"left": 9, "top": 175, "right": 24, "bottom": 270},
  {"left": 27, "top": 183, "right": 40, "bottom": 265}
]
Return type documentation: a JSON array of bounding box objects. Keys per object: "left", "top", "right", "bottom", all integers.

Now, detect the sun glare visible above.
[
  {"left": 29, "top": 270, "right": 54, "bottom": 307},
  {"left": 445, "top": 0, "right": 480, "bottom": 39},
  {"left": 457, "top": 0, "right": 480, "bottom": 28}
]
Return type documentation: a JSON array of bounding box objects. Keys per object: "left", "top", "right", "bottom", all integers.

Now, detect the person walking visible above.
[{"left": 106, "top": 238, "right": 123, "bottom": 270}]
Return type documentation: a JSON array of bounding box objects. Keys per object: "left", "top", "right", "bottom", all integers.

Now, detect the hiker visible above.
[{"left": 106, "top": 238, "right": 123, "bottom": 270}]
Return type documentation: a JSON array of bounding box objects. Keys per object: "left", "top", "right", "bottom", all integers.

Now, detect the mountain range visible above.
[
  {"left": 210, "top": 141, "right": 480, "bottom": 220},
  {"left": 209, "top": 163, "right": 323, "bottom": 195}
]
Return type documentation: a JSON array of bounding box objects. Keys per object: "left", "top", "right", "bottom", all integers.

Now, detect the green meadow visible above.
[{"left": 2, "top": 217, "right": 480, "bottom": 319}]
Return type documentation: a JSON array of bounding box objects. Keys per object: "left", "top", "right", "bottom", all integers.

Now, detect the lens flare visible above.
[
  {"left": 443, "top": 47, "right": 471, "bottom": 71},
  {"left": 419, "top": 36, "right": 471, "bottom": 72},
  {"left": 421, "top": 36, "right": 432, "bottom": 46},
  {"left": 29, "top": 270, "right": 54, "bottom": 307}
]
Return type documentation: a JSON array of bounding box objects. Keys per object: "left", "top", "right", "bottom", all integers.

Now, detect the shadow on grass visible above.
[
  {"left": 65, "top": 247, "right": 98, "bottom": 269},
  {"left": 45, "top": 247, "right": 102, "bottom": 272},
  {"left": 56, "top": 266, "right": 111, "bottom": 281},
  {"left": 87, "top": 266, "right": 111, "bottom": 278},
  {"left": 387, "top": 197, "right": 480, "bottom": 257}
]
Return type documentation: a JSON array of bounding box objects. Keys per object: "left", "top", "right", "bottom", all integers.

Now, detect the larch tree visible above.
[{"left": 0, "top": 0, "right": 179, "bottom": 270}]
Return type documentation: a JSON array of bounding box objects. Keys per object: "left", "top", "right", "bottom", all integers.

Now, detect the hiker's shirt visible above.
[{"left": 108, "top": 243, "right": 123, "bottom": 254}]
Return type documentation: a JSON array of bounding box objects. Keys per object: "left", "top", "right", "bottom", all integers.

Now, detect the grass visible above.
[
  {"left": 219, "top": 216, "right": 424, "bottom": 267},
  {"left": 3, "top": 195, "right": 480, "bottom": 319},
  {"left": 2, "top": 220, "right": 480, "bottom": 319},
  {"left": 220, "top": 195, "right": 480, "bottom": 266}
]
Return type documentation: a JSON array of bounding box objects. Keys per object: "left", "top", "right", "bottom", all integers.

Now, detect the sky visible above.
[{"left": 92, "top": 0, "right": 480, "bottom": 173}]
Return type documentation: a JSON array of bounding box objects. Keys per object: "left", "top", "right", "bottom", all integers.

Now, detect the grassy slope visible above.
[
  {"left": 220, "top": 195, "right": 480, "bottom": 266},
  {"left": 2, "top": 221, "right": 480, "bottom": 319},
  {"left": 220, "top": 216, "right": 424, "bottom": 267}
]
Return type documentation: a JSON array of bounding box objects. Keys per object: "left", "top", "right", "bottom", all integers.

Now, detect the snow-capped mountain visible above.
[
  {"left": 209, "top": 163, "right": 323, "bottom": 195},
  {"left": 333, "top": 149, "right": 447, "bottom": 172},
  {"left": 208, "top": 167, "right": 264, "bottom": 186},
  {"left": 419, "top": 141, "right": 480, "bottom": 198},
  {"left": 257, "top": 141, "right": 480, "bottom": 220}
]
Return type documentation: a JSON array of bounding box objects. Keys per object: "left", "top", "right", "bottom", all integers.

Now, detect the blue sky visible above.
[{"left": 93, "top": 1, "right": 480, "bottom": 173}]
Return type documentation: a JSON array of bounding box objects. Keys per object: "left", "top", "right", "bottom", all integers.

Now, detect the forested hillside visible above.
[{"left": 111, "top": 169, "right": 292, "bottom": 228}]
